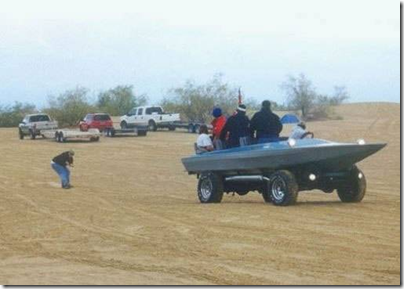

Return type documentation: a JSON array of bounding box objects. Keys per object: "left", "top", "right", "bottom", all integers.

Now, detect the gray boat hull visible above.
[{"left": 182, "top": 139, "right": 386, "bottom": 174}]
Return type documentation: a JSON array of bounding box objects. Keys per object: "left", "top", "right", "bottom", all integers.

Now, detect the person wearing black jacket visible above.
[
  {"left": 220, "top": 104, "right": 250, "bottom": 148},
  {"left": 51, "top": 150, "right": 74, "bottom": 189},
  {"left": 250, "top": 100, "right": 283, "bottom": 143}
]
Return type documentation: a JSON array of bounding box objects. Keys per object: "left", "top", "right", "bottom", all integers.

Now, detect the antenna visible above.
[{"left": 238, "top": 87, "right": 242, "bottom": 104}]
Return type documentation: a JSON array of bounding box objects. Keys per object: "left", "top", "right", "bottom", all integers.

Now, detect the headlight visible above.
[
  {"left": 357, "top": 139, "right": 366, "bottom": 145},
  {"left": 288, "top": 138, "right": 296, "bottom": 147}
]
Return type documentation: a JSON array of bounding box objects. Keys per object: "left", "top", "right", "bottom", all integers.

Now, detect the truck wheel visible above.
[
  {"left": 120, "top": 121, "right": 128, "bottom": 129},
  {"left": 261, "top": 185, "right": 272, "bottom": 203},
  {"left": 138, "top": 130, "right": 147, "bottom": 136},
  {"left": 269, "top": 170, "right": 298, "bottom": 206},
  {"left": 197, "top": 172, "right": 224, "bottom": 203},
  {"left": 148, "top": 120, "right": 157, "bottom": 132},
  {"left": 29, "top": 129, "right": 36, "bottom": 140},
  {"left": 168, "top": 125, "right": 176, "bottom": 131},
  {"left": 58, "top": 132, "right": 65, "bottom": 143},
  {"left": 337, "top": 166, "right": 366, "bottom": 203},
  {"left": 19, "top": 129, "right": 24, "bottom": 140}
]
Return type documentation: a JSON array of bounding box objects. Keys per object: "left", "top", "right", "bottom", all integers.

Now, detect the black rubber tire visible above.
[
  {"left": 148, "top": 120, "right": 157, "bottom": 132},
  {"left": 120, "top": 121, "right": 128, "bottom": 129},
  {"left": 29, "top": 129, "right": 36, "bottom": 140},
  {"left": 236, "top": 191, "right": 249, "bottom": 196},
  {"left": 197, "top": 172, "right": 224, "bottom": 203},
  {"left": 337, "top": 166, "right": 366, "bottom": 203},
  {"left": 168, "top": 126, "right": 176, "bottom": 131},
  {"left": 261, "top": 185, "right": 272, "bottom": 203},
  {"left": 322, "top": 188, "right": 334, "bottom": 193},
  {"left": 194, "top": 124, "right": 200, "bottom": 134},
  {"left": 58, "top": 132, "right": 65, "bottom": 143},
  {"left": 268, "top": 170, "right": 299, "bottom": 206},
  {"left": 106, "top": 128, "right": 114, "bottom": 137},
  {"left": 19, "top": 129, "right": 24, "bottom": 140},
  {"left": 138, "top": 130, "right": 147, "bottom": 136}
]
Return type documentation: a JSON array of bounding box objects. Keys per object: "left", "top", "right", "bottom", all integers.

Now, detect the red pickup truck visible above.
[{"left": 79, "top": 113, "right": 114, "bottom": 132}]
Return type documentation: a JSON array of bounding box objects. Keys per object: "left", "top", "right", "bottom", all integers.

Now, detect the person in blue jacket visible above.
[{"left": 250, "top": 100, "right": 283, "bottom": 143}]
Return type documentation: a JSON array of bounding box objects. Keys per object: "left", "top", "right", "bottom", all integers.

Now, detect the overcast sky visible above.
[{"left": 0, "top": 0, "right": 399, "bottom": 107}]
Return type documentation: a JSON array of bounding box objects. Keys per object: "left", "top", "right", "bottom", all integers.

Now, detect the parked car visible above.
[
  {"left": 79, "top": 113, "right": 114, "bottom": 132},
  {"left": 18, "top": 113, "right": 58, "bottom": 140},
  {"left": 120, "top": 106, "right": 180, "bottom": 131}
]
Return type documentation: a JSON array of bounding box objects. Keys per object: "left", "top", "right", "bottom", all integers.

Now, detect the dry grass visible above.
[{"left": 0, "top": 102, "right": 400, "bottom": 285}]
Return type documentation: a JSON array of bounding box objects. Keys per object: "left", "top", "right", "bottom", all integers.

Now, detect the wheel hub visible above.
[
  {"left": 200, "top": 178, "right": 213, "bottom": 200},
  {"left": 271, "top": 177, "right": 286, "bottom": 201}
]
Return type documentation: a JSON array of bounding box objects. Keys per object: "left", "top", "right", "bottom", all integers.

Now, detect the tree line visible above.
[{"left": 0, "top": 73, "right": 348, "bottom": 127}]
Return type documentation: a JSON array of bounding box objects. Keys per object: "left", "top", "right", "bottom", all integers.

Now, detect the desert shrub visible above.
[
  {"left": 282, "top": 74, "right": 349, "bottom": 120},
  {"left": 44, "top": 87, "right": 95, "bottom": 127},
  {"left": 161, "top": 74, "right": 258, "bottom": 123},
  {"left": 0, "top": 102, "right": 37, "bottom": 127},
  {"left": 97, "top": 85, "right": 148, "bottom": 116}
]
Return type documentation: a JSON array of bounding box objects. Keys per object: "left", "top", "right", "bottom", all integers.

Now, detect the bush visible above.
[
  {"left": 0, "top": 102, "right": 37, "bottom": 127},
  {"left": 97, "top": 85, "right": 148, "bottom": 116},
  {"left": 282, "top": 74, "right": 349, "bottom": 120},
  {"left": 161, "top": 74, "right": 257, "bottom": 123},
  {"left": 44, "top": 87, "right": 95, "bottom": 127}
]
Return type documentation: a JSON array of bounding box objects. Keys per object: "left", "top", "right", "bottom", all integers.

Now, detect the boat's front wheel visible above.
[
  {"left": 337, "top": 166, "right": 366, "bottom": 203},
  {"left": 268, "top": 170, "right": 298, "bottom": 206},
  {"left": 197, "top": 172, "right": 224, "bottom": 203}
]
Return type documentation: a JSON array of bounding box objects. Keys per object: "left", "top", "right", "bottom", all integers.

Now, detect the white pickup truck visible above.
[
  {"left": 18, "top": 113, "right": 58, "bottom": 139},
  {"left": 120, "top": 106, "right": 180, "bottom": 131}
]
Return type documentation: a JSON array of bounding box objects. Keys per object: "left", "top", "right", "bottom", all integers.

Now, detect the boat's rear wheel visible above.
[
  {"left": 268, "top": 170, "right": 298, "bottom": 206},
  {"left": 337, "top": 165, "right": 366, "bottom": 203},
  {"left": 197, "top": 172, "right": 224, "bottom": 203}
]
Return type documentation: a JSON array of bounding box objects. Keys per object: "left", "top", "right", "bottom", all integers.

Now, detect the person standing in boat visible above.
[
  {"left": 211, "top": 107, "right": 226, "bottom": 149},
  {"left": 219, "top": 104, "right": 250, "bottom": 148},
  {"left": 250, "top": 100, "right": 283, "bottom": 143}
]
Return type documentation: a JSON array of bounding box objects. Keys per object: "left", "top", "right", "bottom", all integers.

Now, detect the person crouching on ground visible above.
[
  {"left": 196, "top": 124, "right": 214, "bottom": 154},
  {"left": 51, "top": 150, "right": 74, "bottom": 189},
  {"left": 289, "top": 122, "right": 314, "bottom": 139}
]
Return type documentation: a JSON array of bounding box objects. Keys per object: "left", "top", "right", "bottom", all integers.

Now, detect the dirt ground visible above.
[{"left": 0, "top": 103, "right": 400, "bottom": 285}]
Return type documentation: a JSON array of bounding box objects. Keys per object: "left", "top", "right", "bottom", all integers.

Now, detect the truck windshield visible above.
[
  {"left": 145, "top": 107, "right": 163, "bottom": 115},
  {"left": 30, "top": 115, "right": 50, "bottom": 122}
]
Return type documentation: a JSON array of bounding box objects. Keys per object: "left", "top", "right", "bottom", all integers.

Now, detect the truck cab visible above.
[
  {"left": 18, "top": 113, "right": 58, "bottom": 140},
  {"left": 120, "top": 106, "right": 180, "bottom": 131}
]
